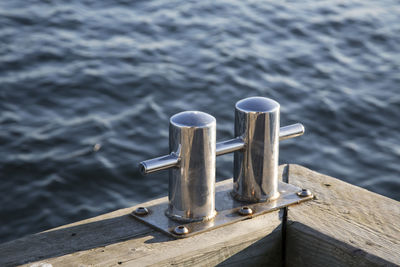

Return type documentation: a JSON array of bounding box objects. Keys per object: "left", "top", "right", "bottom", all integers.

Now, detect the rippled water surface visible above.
[{"left": 1, "top": 0, "right": 399, "bottom": 243}]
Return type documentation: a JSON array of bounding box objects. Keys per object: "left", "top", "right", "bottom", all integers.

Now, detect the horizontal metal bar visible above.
[
  {"left": 279, "top": 123, "right": 305, "bottom": 141},
  {"left": 141, "top": 123, "right": 304, "bottom": 174},
  {"left": 216, "top": 137, "right": 245, "bottom": 156},
  {"left": 139, "top": 154, "right": 179, "bottom": 175},
  {"left": 216, "top": 123, "right": 304, "bottom": 157}
]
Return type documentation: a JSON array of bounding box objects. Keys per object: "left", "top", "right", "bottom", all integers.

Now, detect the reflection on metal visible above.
[
  {"left": 279, "top": 123, "right": 305, "bottom": 141},
  {"left": 139, "top": 154, "right": 179, "bottom": 175},
  {"left": 137, "top": 97, "right": 309, "bottom": 238},
  {"left": 133, "top": 207, "right": 149, "bottom": 216},
  {"left": 212, "top": 97, "right": 305, "bottom": 203},
  {"left": 238, "top": 206, "right": 253, "bottom": 216},
  {"left": 131, "top": 180, "right": 313, "bottom": 238},
  {"left": 228, "top": 97, "right": 304, "bottom": 203},
  {"left": 173, "top": 225, "right": 190, "bottom": 235},
  {"left": 297, "top": 188, "right": 313, "bottom": 198},
  {"left": 215, "top": 122, "right": 304, "bottom": 157},
  {"left": 232, "top": 97, "right": 281, "bottom": 202},
  {"left": 139, "top": 111, "right": 217, "bottom": 223},
  {"left": 216, "top": 137, "right": 245, "bottom": 156}
]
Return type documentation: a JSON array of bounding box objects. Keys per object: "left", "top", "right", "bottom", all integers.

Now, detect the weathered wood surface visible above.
[
  {"left": 0, "top": 178, "right": 283, "bottom": 267},
  {"left": 1, "top": 164, "right": 399, "bottom": 267},
  {"left": 285, "top": 164, "right": 400, "bottom": 267}
]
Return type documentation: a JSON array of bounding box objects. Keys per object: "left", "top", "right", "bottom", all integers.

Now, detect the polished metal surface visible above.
[
  {"left": 173, "top": 225, "right": 190, "bottom": 235},
  {"left": 233, "top": 97, "right": 281, "bottom": 202},
  {"left": 220, "top": 96, "right": 306, "bottom": 203},
  {"left": 216, "top": 137, "right": 245, "bottom": 156},
  {"left": 238, "top": 206, "right": 253, "bottom": 216},
  {"left": 139, "top": 97, "right": 305, "bottom": 228},
  {"left": 133, "top": 207, "right": 149, "bottom": 216},
  {"left": 139, "top": 111, "right": 217, "bottom": 222},
  {"left": 131, "top": 179, "right": 313, "bottom": 239},
  {"left": 215, "top": 122, "right": 304, "bottom": 157},
  {"left": 139, "top": 154, "right": 179, "bottom": 175},
  {"left": 279, "top": 123, "right": 305, "bottom": 141},
  {"left": 297, "top": 188, "right": 313, "bottom": 198},
  {"left": 167, "top": 111, "right": 217, "bottom": 222}
]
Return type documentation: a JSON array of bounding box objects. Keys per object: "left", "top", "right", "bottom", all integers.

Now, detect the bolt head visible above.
[
  {"left": 297, "top": 189, "right": 312, "bottom": 197},
  {"left": 133, "top": 207, "right": 149, "bottom": 216},
  {"left": 238, "top": 206, "right": 254, "bottom": 216},
  {"left": 173, "top": 225, "right": 189, "bottom": 235}
]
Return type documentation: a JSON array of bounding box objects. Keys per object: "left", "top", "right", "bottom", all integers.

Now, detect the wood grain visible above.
[
  {"left": 0, "top": 179, "right": 283, "bottom": 267},
  {"left": 2, "top": 165, "right": 399, "bottom": 266},
  {"left": 285, "top": 164, "right": 400, "bottom": 267}
]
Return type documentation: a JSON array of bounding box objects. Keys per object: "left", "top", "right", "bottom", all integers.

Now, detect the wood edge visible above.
[
  {"left": 286, "top": 220, "right": 398, "bottom": 267},
  {"left": 288, "top": 164, "right": 400, "bottom": 204},
  {"left": 285, "top": 163, "right": 400, "bottom": 266}
]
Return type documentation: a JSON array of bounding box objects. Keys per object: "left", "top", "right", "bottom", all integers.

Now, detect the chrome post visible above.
[
  {"left": 216, "top": 97, "right": 305, "bottom": 203},
  {"left": 232, "top": 97, "right": 280, "bottom": 202},
  {"left": 139, "top": 111, "right": 217, "bottom": 222},
  {"left": 134, "top": 99, "right": 309, "bottom": 238}
]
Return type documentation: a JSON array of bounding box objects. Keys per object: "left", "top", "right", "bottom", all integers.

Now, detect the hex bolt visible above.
[
  {"left": 297, "top": 189, "right": 312, "bottom": 197},
  {"left": 133, "top": 207, "right": 149, "bottom": 216},
  {"left": 238, "top": 206, "right": 254, "bottom": 216},
  {"left": 173, "top": 225, "right": 189, "bottom": 235}
]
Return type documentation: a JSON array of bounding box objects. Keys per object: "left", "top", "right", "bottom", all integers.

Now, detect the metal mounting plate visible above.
[{"left": 131, "top": 180, "right": 313, "bottom": 238}]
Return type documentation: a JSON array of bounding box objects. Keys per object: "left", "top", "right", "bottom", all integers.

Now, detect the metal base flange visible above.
[{"left": 130, "top": 180, "right": 313, "bottom": 238}]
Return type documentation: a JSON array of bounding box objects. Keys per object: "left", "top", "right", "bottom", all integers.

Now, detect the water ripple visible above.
[{"left": 0, "top": 0, "right": 399, "bottom": 243}]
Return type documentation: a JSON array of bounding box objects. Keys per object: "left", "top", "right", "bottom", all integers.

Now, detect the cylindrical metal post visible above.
[
  {"left": 139, "top": 111, "right": 217, "bottom": 222},
  {"left": 167, "top": 111, "right": 217, "bottom": 222},
  {"left": 232, "top": 97, "right": 280, "bottom": 202}
]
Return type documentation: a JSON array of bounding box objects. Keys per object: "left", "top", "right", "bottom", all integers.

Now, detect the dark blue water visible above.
[{"left": 1, "top": 0, "right": 399, "bottom": 243}]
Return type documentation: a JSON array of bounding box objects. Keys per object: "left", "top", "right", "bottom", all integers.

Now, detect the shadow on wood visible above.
[
  {"left": 0, "top": 179, "right": 283, "bottom": 267},
  {"left": 216, "top": 224, "right": 282, "bottom": 267},
  {"left": 0, "top": 213, "right": 166, "bottom": 266},
  {"left": 286, "top": 164, "right": 400, "bottom": 267},
  {"left": 286, "top": 221, "right": 397, "bottom": 267},
  {"left": 2, "top": 165, "right": 398, "bottom": 266}
]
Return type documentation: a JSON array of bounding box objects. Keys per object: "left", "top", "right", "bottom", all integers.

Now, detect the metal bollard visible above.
[
  {"left": 139, "top": 111, "right": 217, "bottom": 222},
  {"left": 216, "top": 97, "right": 304, "bottom": 203},
  {"left": 134, "top": 98, "right": 311, "bottom": 238}
]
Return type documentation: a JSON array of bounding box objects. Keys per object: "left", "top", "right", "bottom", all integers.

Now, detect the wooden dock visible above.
[{"left": 0, "top": 164, "right": 399, "bottom": 266}]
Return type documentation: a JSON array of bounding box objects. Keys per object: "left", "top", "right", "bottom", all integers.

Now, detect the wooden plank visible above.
[
  {"left": 41, "top": 211, "right": 282, "bottom": 267},
  {"left": 0, "top": 178, "right": 283, "bottom": 267},
  {"left": 285, "top": 164, "right": 400, "bottom": 267},
  {"left": 0, "top": 197, "right": 164, "bottom": 267},
  {"left": 8, "top": 164, "right": 397, "bottom": 266}
]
